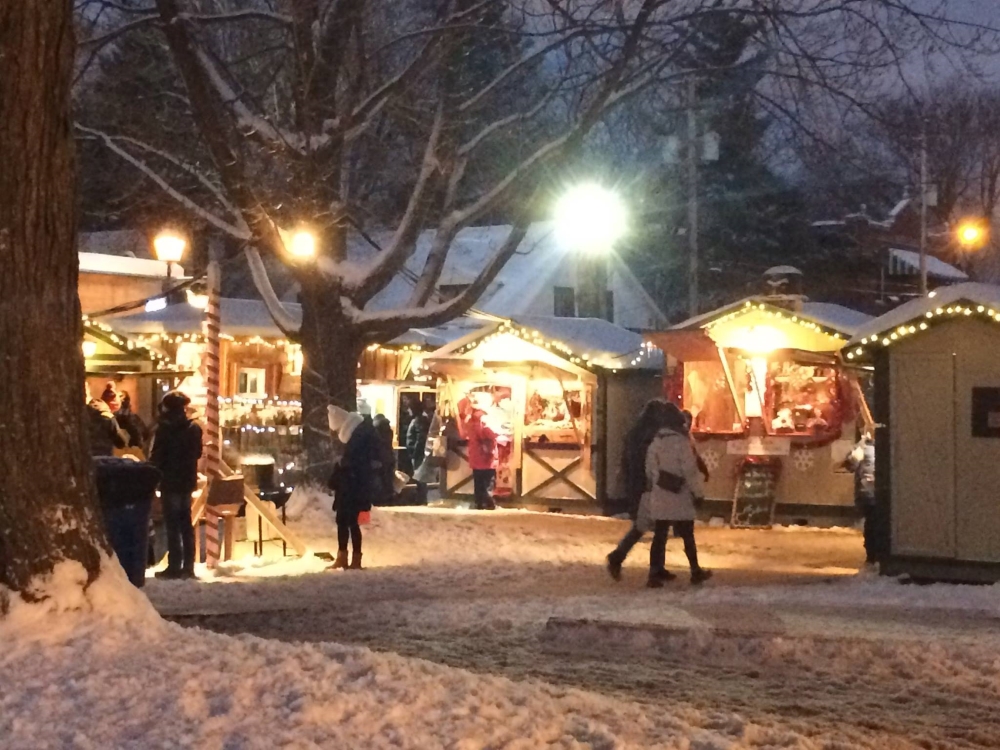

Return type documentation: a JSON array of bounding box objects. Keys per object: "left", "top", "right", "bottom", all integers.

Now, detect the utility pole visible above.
[
  {"left": 919, "top": 120, "right": 928, "bottom": 296},
  {"left": 687, "top": 76, "right": 700, "bottom": 318}
]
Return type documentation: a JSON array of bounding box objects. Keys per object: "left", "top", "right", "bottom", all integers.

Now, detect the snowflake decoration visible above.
[
  {"left": 701, "top": 448, "right": 721, "bottom": 472},
  {"left": 791, "top": 448, "right": 815, "bottom": 472}
]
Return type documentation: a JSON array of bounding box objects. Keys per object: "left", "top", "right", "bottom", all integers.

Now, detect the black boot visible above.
[{"left": 606, "top": 554, "right": 622, "bottom": 581}]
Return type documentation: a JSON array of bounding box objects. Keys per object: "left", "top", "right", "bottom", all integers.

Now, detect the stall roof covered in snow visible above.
[
  {"left": 799, "top": 302, "right": 873, "bottom": 334},
  {"left": 670, "top": 298, "right": 871, "bottom": 337},
  {"left": 425, "top": 314, "right": 662, "bottom": 371},
  {"left": 848, "top": 282, "right": 1000, "bottom": 347},
  {"left": 79, "top": 251, "right": 178, "bottom": 279},
  {"left": 888, "top": 247, "right": 968, "bottom": 281},
  {"left": 113, "top": 297, "right": 302, "bottom": 338}
]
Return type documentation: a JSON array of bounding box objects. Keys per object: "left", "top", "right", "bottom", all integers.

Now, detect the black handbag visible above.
[{"left": 657, "top": 470, "right": 686, "bottom": 494}]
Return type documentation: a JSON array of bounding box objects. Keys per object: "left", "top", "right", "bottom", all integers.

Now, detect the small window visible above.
[
  {"left": 554, "top": 286, "right": 576, "bottom": 317},
  {"left": 238, "top": 367, "right": 267, "bottom": 398},
  {"left": 439, "top": 284, "right": 469, "bottom": 301}
]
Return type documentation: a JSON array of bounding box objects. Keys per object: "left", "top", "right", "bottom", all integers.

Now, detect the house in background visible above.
[
  {"left": 355, "top": 222, "right": 667, "bottom": 331},
  {"left": 810, "top": 198, "right": 970, "bottom": 313}
]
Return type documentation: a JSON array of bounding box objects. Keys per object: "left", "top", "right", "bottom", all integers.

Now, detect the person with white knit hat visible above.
[{"left": 327, "top": 404, "right": 383, "bottom": 569}]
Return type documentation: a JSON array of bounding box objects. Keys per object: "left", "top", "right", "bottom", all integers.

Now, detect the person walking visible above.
[
  {"left": 149, "top": 391, "right": 202, "bottom": 580},
  {"left": 464, "top": 409, "right": 498, "bottom": 510},
  {"left": 406, "top": 401, "right": 431, "bottom": 504},
  {"left": 328, "top": 405, "right": 381, "bottom": 570},
  {"left": 640, "top": 404, "right": 712, "bottom": 588},
  {"left": 606, "top": 399, "right": 672, "bottom": 581}
]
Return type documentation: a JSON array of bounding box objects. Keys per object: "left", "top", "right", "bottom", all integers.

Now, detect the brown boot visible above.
[
  {"left": 327, "top": 550, "right": 348, "bottom": 570},
  {"left": 349, "top": 551, "right": 363, "bottom": 570}
]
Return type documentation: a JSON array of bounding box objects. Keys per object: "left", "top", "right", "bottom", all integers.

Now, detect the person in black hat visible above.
[{"left": 149, "top": 391, "right": 202, "bottom": 579}]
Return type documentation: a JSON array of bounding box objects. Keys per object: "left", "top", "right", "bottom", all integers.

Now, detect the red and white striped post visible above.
[{"left": 202, "top": 258, "right": 224, "bottom": 567}]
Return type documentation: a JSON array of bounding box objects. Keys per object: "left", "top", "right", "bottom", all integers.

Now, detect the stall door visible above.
[{"left": 891, "top": 354, "right": 956, "bottom": 558}]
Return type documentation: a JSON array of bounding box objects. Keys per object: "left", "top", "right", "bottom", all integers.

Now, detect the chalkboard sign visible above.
[{"left": 730, "top": 458, "right": 781, "bottom": 529}]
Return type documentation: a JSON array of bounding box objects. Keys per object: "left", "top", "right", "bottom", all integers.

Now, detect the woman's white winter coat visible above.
[{"left": 637, "top": 428, "right": 704, "bottom": 529}]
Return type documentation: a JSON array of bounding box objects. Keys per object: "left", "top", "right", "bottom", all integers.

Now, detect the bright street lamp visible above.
[
  {"left": 554, "top": 183, "right": 627, "bottom": 254},
  {"left": 554, "top": 183, "right": 626, "bottom": 322},
  {"left": 288, "top": 228, "right": 316, "bottom": 259},
  {"left": 153, "top": 230, "right": 187, "bottom": 278}
]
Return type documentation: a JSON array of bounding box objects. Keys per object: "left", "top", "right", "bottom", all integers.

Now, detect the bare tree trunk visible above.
[
  {"left": 297, "top": 284, "right": 363, "bottom": 483},
  {"left": 0, "top": 0, "right": 108, "bottom": 612}
]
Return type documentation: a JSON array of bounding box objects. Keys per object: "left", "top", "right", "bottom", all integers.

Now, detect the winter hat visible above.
[
  {"left": 160, "top": 390, "right": 191, "bottom": 416},
  {"left": 328, "top": 405, "right": 363, "bottom": 444},
  {"left": 101, "top": 383, "right": 121, "bottom": 412}
]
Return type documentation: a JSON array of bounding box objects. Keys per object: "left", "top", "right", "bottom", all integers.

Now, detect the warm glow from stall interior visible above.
[
  {"left": 739, "top": 325, "right": 788, "bottom": 354},
  {"left": 186, "top": 289, "right": 209, "bottom": 309},
  {"left": 745, "top": 356, "right": 768, "bottom": 418}
]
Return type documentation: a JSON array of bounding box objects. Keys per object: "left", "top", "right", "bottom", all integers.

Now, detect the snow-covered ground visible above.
[{"left": 4, "top": 492, "right": 1000, "bottom": 748}]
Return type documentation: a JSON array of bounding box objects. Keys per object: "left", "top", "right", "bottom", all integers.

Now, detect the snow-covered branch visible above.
[
  {"left": 354, "top": 218, "right": 532, "bottom": 339},
  {"left": 193, "top": 47, "right": 314, "bottom": 155},
  {"left": 245, "top": 247, "right": 302, "bottom": 336},
  {"left": 349, "top": 104, "right": 447, "bottom": 304},
  {"left": 75, "top": 124, "right": 251, "bottom": 240}
]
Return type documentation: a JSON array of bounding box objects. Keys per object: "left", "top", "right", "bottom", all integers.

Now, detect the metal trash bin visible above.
[{"left": 93, "top": 457, "right": 162, "bottom": 588}]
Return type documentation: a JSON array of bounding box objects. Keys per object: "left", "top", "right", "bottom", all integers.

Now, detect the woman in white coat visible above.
[{"left": 637, "top": 404, "right": 713, "bottom": 587}]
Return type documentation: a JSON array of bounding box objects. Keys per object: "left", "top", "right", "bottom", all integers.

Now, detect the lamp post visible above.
[
  {"left": 554, "top": 183, "right": 626, "bottom": 321},
  {"left": 153, "top": 230, "right": 186, "bottom": 280}
]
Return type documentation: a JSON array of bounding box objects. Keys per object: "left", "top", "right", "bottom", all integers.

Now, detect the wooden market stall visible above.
[
  {"left": 648, "top": 298, "right": 874, "bottom": 526},
  {"left": 83, "top": 316, "right": 191, "bottom": 425},
  {"left": 847, "top": 282, "right": 1000, "bottom": 582},
  {"left": 423, "top": 315, "right": 662, "bottom": 509}
]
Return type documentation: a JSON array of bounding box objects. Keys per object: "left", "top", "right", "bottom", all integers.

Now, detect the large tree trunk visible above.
[
  {"left": 0, "top": 0, "right": 108, "bottom": 612},
  {"left": 298, "top": 283, "right": 363, "bottom": 484}
]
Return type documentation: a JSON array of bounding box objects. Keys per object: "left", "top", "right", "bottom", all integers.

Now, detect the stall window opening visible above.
[{"left": 238, "top": 367, "right": 267, "bottom": 398}]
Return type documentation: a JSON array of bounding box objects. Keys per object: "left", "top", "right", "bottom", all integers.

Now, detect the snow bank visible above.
[
  {"left": 2, "top": 554, "right": 159, "bottom": 639},
  {"left": 1, "top": 604, "right": 825, "bottom": 749}
]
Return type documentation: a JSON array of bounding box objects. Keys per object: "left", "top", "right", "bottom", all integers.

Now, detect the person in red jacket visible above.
[{"left": 464, "top": 409, "right": 498, "bottom": 510}]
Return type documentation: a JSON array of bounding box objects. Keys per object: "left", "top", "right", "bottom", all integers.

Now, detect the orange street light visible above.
[
  {"left": 957, "top": 220, "right": 987, "bottom": 249},
  {"left": 153, "top": 230, "right": 187, "bottom": 278}
]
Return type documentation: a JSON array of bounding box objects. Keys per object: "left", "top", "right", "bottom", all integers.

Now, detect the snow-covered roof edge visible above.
[{"left": 847, "top": 283, "right": 1000, "bottom": 349}]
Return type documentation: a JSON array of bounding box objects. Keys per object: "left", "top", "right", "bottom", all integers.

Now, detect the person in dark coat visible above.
[
  {"left": 406, "top": 402, "right": 431, "bottom": 504},
  {"left": 328, "top": 405, "right": 382, "bottom": 570},
  {"left": 606, "top": 399, "right": 672, "bottom": 581},
  {"left": 87, "top": 398, "right": 127, "bottom": 457},
  {"left": 149, "top": 391, "right": 203, "bottom": 579},
  {"left": 115, "top": 391, "right": 149, "bottom": 451},
  {"left": 372, "top": 413, "right": 398, "bottom": 505},
  {"left": 844, "top": 431, "right": 880, "bottom": 564}
]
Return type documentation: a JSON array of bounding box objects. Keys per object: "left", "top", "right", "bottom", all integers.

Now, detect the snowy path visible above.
[{"left": 143, "top": 503, "right": 1000, "bottom": 749}]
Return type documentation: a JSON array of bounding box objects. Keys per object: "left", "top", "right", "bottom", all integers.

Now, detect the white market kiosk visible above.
[
  {"left": 847, "top": 282, "right": 1000, "bottom": 582},
  {"left": 423, "top": 315, "right": 662, "bottom": 509}
]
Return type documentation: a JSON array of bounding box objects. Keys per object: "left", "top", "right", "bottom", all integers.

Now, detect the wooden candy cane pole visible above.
[{"left": 203, "top": 258, "right": 223, "bottom": 567}]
